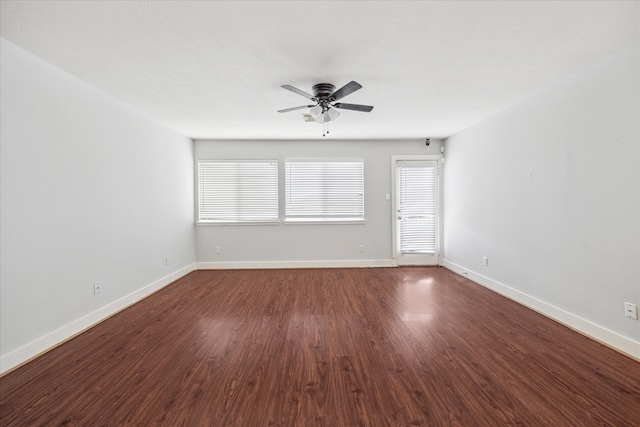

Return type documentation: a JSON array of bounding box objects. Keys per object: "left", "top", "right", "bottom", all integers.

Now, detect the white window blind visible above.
[
  {"left": 398, "top": 162, "right": 438, "bottom": 254},
  {"left": 285, "top": 160, "right": 364, "bottom": 222},
  {"left": 197, "top": 161, "right": 279, "bottom": 223}
]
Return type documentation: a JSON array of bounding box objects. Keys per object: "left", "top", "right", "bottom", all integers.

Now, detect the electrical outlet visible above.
[
  {"left": 482, "top": 257, "right": 488, "bottom": 266},
  {"left": 359, "top": 245, "right": 365, "bottom": 252},
  {"left": 216, "top": 246, "right": 221, "bottom": 254},
  {"left": 93, "top": 282, "right": 102, "bottom": 295},
  {"left": 624, "top": 302, "right": 637, "bottom": 320}
]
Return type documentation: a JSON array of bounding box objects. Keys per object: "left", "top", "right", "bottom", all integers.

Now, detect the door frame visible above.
[{"left": 391, "top": 155, "right": 444, "bottom": 266}]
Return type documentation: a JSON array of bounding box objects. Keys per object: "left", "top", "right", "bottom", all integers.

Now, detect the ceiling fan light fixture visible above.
[
  {"left": 310, "top": 105, "right": 339, "bottom": 123},
  {"left": 309, "top": 105, "right": 322, "bottom": 120},
  {"left": 326, "top": 107, "right": 340, "bottom": 122}
]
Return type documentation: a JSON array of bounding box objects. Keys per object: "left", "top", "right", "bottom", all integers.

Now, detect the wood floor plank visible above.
[{"left": 1, "top": 267, "right": 639, "bottom": 426}]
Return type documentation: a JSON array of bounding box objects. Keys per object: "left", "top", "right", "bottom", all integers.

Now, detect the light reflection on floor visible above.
[
  {"left": 197, "top": 317, "right": 241, "bottom": 355},
  {"left": 396, "top": 277, "right": 435, "bottom": 322}
]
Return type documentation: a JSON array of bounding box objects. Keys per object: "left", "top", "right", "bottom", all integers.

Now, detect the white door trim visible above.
[{"left": 391, "top": 155, "right": 444, "bottom": 266}]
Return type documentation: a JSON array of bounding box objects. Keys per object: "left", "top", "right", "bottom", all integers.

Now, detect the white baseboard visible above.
[
  {"left": 8, "top": 259, "right": 634, "bottom": 375},
  {"left": 0, "top": 263, "right": 197, "bottom": 376},
  {"left": 441, "top": 259, "right": 640, "bottom": 361},
  {"left": 197, "top": 259, "right": 397, "bottom": 270}
]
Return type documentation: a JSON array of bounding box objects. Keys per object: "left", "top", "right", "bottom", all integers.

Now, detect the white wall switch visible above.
[
  {"left": 482, "top": 257, "right": 488, "bottom": 266},
  {"left": 624, "top": 302, "right": 637, "bottom": 320},
  {"left": 94, "top": 282, "right": 102, "bottom": 295}
]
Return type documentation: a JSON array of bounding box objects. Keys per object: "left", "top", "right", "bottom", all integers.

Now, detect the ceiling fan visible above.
[{"left": 278, "top": 81, "right": 374, "bottom": 136}]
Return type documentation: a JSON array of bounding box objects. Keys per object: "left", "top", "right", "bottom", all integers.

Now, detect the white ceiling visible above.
[{"left": 1, "top": 1, "right": 638, "bottom": 140}]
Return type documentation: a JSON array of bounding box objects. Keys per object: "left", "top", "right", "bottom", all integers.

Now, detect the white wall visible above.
[
  {"left": 195, "top": 139, "right": 443, "bottom": 267},
  {"left": 443, "top": 43, "right": 639, "bottom": 357},
  {"left": 0, "top": 39, "right": 196, "bottom": 373}
]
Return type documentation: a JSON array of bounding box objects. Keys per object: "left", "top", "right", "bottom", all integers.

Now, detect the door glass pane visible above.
[{"left": 398, "top": 163, "right": 437, "bottom": 254}]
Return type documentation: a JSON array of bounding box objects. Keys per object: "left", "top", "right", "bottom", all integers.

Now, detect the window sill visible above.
[
  {"left": 284, "top": 218, "right": 366, "bottom": 225},
  {"left": 197, "top": 220, "right": 281, "bottom": 226}
]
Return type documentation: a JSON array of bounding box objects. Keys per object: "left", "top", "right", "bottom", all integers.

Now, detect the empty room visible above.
[{"left": 1, "top": 1, "right": 639, "bottom": 426}]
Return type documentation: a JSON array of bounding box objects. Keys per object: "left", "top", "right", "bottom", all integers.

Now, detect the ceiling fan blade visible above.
[
  {"left": 333, "top": 103, "right": 374, "bottom": 112},
  {"left": 330, "top": 81, "right": 362, "bottom": 101},
  {"left": 278, "top": 105, "right": 316, "bottom": 113},
  {"left": 281, "top": 85, "right": 316, "bottom": 101}
]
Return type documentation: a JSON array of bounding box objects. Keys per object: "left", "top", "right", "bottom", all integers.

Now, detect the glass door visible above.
[{"left": 394, "top": 159, "right": 440, "bottom": 266}]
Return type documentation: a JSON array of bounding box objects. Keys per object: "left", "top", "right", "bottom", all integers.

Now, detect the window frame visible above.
[
  {"left": 284, "top": 158, "right": 366, "bottom": 225},
  {"left": 196, "top": 159, "right": 280, "bottom": 225}
]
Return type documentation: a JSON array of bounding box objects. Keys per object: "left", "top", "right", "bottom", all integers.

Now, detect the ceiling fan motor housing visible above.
[{"left": 312, "top": 83, "right": 337, "bottom": 101}]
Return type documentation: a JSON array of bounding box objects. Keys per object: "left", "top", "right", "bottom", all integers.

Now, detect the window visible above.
[
  {"left": 285, "top": 159, "right": 364, "bottom": 223},
  {"left": 197, "top": 160, "right": 279, "bottom": 224}
]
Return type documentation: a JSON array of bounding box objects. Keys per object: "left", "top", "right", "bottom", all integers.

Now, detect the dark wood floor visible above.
[{"left": 1, "top": 267, "right": 639, "bottom": 426}]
